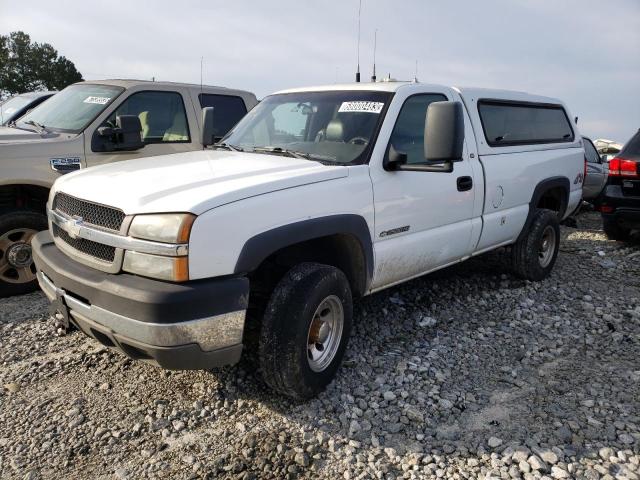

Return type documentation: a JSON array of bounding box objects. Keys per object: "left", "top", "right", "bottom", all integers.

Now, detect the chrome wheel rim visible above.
[
  {"left": 538, "top": 225, "right": 556, "bottom": 268},
  {"left": 0, "top": 228, "right": 38, "bottom": 284},
  {"left": 307, "top": 295, "right": 344, "bottom": 372}
]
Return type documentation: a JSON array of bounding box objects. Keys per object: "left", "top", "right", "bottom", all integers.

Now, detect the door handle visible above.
[{"left": 457, "top": 176, "right": 473, "bottom": 192}]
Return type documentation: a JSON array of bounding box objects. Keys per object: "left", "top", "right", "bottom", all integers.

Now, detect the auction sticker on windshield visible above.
[
  {"left": 83, "top": 96, "right": 111, "bottom": 105},
  {"left": 338, "top": 101, "right": 384, "bottom": 114}
]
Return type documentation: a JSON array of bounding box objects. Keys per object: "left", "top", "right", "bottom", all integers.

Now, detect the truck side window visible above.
[
  {"left": 478, "top": 101, "right": 574, "bottom": 146},
  {"left": 388, "top": 94, "right": 447, "bottom": 164},
  {"left": 106, "top": 91, "right": 190, "bottom": 144},
  {"left": 198, "top": 94, "right": 247, "bottom": 139}
]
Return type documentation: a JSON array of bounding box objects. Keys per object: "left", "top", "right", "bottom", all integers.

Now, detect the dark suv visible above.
[{"left": 599, "top": 129, "right": 640, "bottom": 241}]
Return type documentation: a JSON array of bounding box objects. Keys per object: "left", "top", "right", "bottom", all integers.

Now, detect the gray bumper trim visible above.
[{"left": 38, "top": 271, "right": 245, "bottom": 352}]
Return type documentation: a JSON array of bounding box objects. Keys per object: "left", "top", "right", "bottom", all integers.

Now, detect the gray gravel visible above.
[{"left": 1, "top": 211, "right": 638, "bottom": 480}]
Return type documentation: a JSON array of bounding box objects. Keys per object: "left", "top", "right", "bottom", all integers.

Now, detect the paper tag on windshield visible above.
[
  {"left": 83, "top": 96, "right": 111, "bottom": 105},
  {"left": 338, "top": 101, "right": 384, "bottom": 114}
]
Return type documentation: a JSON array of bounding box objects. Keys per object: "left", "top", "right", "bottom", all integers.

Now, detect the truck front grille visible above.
[
  {"left": 53, "top": 224, "right": 116, "bottom": 263},
  {"left": 53, "top": 193, "right": 125, "bottom": 232}
]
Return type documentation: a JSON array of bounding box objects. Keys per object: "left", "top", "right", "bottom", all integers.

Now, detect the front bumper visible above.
[{"left": 32, "top": 231, "right": 249, "bottom": 370}]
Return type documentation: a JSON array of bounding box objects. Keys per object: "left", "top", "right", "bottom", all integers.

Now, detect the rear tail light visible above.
[
  {"left": 609, "top": 157, "right": 639, "bottom": 178},
  {"left": 599, "top": 205, "right": 615, "bottom": 213}
]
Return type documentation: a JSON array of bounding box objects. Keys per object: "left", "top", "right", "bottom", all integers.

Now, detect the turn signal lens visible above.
[{"left": 123, "top": 251, "right": 189, "bottom": 282}]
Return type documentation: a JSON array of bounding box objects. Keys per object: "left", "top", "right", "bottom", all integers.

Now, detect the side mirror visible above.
[
  {"left": 201, "top": 107, "right": 215, "bottom": 147},
  {"left": 424, "top": 101, "right": 464, "bottom": 162},
  {"left": 91, "top": 115, "right": 143, "bottom": 152},
  {"left": 115, "top": 115, "right": 144, "bottom": 151}
]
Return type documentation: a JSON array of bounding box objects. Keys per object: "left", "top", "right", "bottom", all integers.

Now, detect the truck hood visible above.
[
  {"left": 0, "top": 126, "right": 76, "bottom": 144},
  {"left": 53, "top": 150, "right": 349, "bottom": 215}
]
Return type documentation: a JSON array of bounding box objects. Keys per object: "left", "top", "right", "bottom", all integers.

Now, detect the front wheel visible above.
[
  {"left": 258, "top": 263, "right": 353, "bottom": 399},
  {"left": 0, "top": 210, "right": 48, "bottom": 298},
  {"left": 512, "top": 209, "right": 560, "bottom": 281}
]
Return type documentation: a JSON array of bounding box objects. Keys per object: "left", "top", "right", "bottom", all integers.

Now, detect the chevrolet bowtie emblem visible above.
[{"left": 67, "top": 216, "right": 84, "bottom": 239}]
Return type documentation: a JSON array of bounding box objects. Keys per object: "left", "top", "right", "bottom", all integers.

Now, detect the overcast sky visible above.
[{"left": 1, "top": 0, "right": 639, "bottom": 143}]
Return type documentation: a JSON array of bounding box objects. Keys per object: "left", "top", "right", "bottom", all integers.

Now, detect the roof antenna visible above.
[
  {"left": 355, "top": 0, "right": 361, "bottom": 82},
  {"left": 200, "top": 56, "right": 204, "bottom": 94},
  {"left": 413, "top": 60, "right": 418, "bottom": 83},
  {"left": 371, "top": 29, "right": 377, "bottom": 82}
]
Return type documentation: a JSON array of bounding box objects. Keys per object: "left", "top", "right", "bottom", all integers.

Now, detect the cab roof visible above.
[
  {"left": 276, "top": 81, "right": 565, "bottom": 106},
  {"left": 75, "top": 79, "right": 255, "bottom": 96}
]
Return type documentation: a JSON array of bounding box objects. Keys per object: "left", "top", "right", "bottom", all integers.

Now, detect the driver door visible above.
[
  {"left": 370, "top": 91, "right": 481, "bottom": 290},
  {"left": 84, "top": 89, "right": 198, "bottom": 167}
]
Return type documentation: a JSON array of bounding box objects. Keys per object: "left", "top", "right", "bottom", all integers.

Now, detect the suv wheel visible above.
[
  {"left": 0, "top": 211, "right": 47, "bottom": 298},
  {"left": 512, "top": 209, "right": 560, "bottom": 281},
  {"left": 602, "top": 216, "right": 631, "bottom": 242},
  {"left": 258, "top": 262, "right": 353, "bottom": 399}
]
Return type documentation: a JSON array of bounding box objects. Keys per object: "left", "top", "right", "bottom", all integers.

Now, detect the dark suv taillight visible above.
[{"left": 609, "top": 157, "right": 639, "bottom": 178}]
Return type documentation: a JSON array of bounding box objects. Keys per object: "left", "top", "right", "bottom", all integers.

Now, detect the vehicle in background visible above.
[
  {"left": 0, "top": 79, "right": 258, "bottom": 297},
  {"left": 599, "top": 129, "right": 640, "bottom": 241},
  {"left": 0, "top": 91, "right": 57, "bottom": 126},
  {"left": 582, "top": 136, "right": 607, "bottom": 203},
  {"left": 594, "top": 138, "right": 623, "bottom": 163},
  {"left": 32, "top": 81, "right": 583, "bottom": 398}
]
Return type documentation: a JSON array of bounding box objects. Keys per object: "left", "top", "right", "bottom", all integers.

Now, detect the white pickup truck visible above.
[
  {"left": 32, "top": 81, "right": 583, "bottom": 398},
  {"left": 0, "top": 79, "right": 257, "bottom": 297}
]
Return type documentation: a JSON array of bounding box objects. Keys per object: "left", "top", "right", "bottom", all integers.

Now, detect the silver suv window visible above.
[
  {"left": 17, "top": 84, "right": 123, "bottom": 133},
  {"left": 104, "top": 91, "right": 190, "bottom": 144}
]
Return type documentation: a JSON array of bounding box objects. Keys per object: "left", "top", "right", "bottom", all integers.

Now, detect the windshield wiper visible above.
[
  {"left": 251, "top": 146, "right": 342, "bottom": 164},
  {"left": 251, "top": 146, "right": 310, "bottom": 159},
  {"left": 23, "top": 120, "right": 48, "bottom": 134},
  {"left": 212, "top": 142, "right": 243, "bottom": 152}
]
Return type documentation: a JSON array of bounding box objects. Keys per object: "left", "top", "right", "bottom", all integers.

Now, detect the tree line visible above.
[{"left": 0, "top": 31, "right": 83, "bottom": 98}]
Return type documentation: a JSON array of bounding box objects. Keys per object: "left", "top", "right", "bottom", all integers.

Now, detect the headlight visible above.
[
  {"left": 123, "top": 251, "right": 189, "bottom": 282},
  {"left": 129, "top": 213, "right": 195, "bottom": 243}
]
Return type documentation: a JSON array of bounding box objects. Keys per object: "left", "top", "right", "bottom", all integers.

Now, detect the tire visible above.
[
  {"left": 0, "top": 210, "right": 48, "bottom": 298},
  {"left": 258, "top": 262, "right": 353, "bottom": 399},
  {"left": 602, "top": 216, "right": 631, "bottom": 242},
  {"left": 512, "top": 209, "right": 560, "bottom": 281}
]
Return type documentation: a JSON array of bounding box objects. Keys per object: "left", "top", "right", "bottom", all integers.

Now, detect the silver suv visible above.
[{"left": 0, "top": 79, "right": 257, "bottom": 297}]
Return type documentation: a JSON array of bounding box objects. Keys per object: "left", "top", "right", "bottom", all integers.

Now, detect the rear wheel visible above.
[
  {"left": 602, "top": 216, "right": 631, "bottom": 242},
  {"left": 258, "top": 262, "right": 353, "bottom": 399},
  {"left": 0, "top": 210, "right": 47, "bottom": 298},
  {"left": 512, "top": 209, "right": 560, "bottom": 281}
]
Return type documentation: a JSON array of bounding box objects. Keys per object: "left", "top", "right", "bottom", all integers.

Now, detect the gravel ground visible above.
[{"left": 1, "top": 211, "right": 639, "bottom": 480}]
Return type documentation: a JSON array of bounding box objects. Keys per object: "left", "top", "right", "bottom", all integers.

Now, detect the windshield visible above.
[
  {"left": 0, "top": 95, "right": 34, "bottom": 125},
  {"left": 222, "top": 90, "right": 393, "bottom": 164},
  {"left": 17, "top": 84, "right": 124, "bottom": 133}
]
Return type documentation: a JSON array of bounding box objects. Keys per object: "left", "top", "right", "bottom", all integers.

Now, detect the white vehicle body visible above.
[{"left": 33, "top": 81, "right": 583, "bottom": 392}]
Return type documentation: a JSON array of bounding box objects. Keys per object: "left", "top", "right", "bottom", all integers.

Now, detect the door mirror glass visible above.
[{"left": 424, "top": 101, "right": 464, "bottom": 162}]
